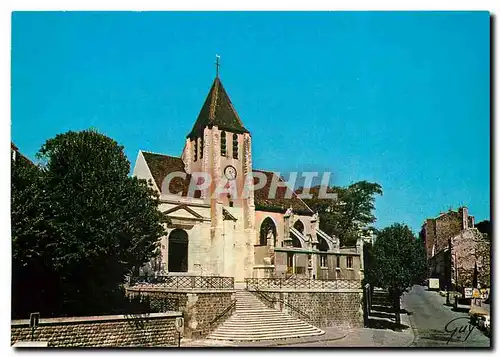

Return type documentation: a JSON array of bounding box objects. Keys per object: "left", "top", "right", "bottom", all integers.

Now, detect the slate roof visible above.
[
  {"left": 11, "top": 142, "right": 36, "bottom": 167},
  {"left": 142, "top": 151, "right": 191, "bottom": 195},
  {"left": 253, "top": 169, "right": 313, "bottom": 215},
  {"left": 187, "top": 77, "right": 249, "bottom": 139},
  {"left": 140, "top": 152, "right": 313, "bottom": 215}
]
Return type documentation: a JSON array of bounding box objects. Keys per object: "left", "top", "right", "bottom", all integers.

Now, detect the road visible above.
[{"left": 402, "top": 285, "right": 490, "bottom": 347}]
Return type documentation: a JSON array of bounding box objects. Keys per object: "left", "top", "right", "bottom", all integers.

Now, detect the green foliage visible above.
[
  {"left": 475, "top": 220, "right": 491, "bottom": 240},
  {"left": 299, "top": 181, "right": 382, "bottom": 246},
  {"left": 12, "top": 130, "right": 167, "bottom": 318},
  {"left": 366, "top": 223, "right": 427, "bottom": 293},
  {"left": 365, "top": 223, "right": 427, "bottom": 325}
]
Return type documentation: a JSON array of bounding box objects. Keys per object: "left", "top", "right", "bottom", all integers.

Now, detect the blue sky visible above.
[{"left": 11, "top": 11, "right": 490, "bottom": 234}]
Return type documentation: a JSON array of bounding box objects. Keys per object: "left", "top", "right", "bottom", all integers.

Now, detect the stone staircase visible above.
[{"left": 207, "top": 290, "right": 324, "bottom": 341}]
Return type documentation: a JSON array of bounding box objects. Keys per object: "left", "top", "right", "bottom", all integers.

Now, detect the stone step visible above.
[
  {"left": 232, "top": 314, "right": 298, "bottom": 320},
  {"left": 221, "top": 324, "right": 314, "bottom": 330},
  {"left": 231, "top": 313, "right": 305, "bottom": 320},
  {"left": 208, "top": 330, "right": 325, "bottom": 341},
  {"left": 214, "top": 326, "right": 320, "bottom": 335},
  {"left": 234, "top": 308, "right": 291, "bottom": 312},
  {"left": 207, "top": 290, "right": 324, "bottom": 342},
  {"left": 222, "top": 319, "right": 312, "bottom": 326}
]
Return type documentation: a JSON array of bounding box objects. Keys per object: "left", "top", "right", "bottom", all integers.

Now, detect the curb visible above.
[
  {"left": 236, "top": 331, "right": 348, "bottom": 347},
  {"left": 401, "top": 297, "right": 417, "bottom": 347}
]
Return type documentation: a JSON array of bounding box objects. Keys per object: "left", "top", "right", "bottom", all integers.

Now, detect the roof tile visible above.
[{"left": 140, "top": 152, "right": 312, "bottom": 215}]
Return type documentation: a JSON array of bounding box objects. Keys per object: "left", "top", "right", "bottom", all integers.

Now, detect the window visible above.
[
  {"left": 221, "top": 131, "right": 227, "bottom": 156},
  {"left": 320, "top": 255, "right": 327, "bottom": 268},
  {"left": 232, "top": 133, "right": 238, "bottom": 159},
  {"left": 336, "top": 256, "right": 340, "bottom": 268},
  {"left": 347, "top": 256, "right": 353, "bottom": 269},
  {"left": 287, "top": 253, "right": 294, "bottom": 268},
  {"left": 193, "top": 139, "right": 198, "bottom": 161},
  {"left": 259, "top": 217, "right": 277, "bottom": 246},
  {"left": 200, "top": 138, "right": 204, "bottom": 159},
  {"left": 293, "top": 220, "right": 304, "bottom": 234},
  {"left": 168, "top": 229, "right": 189, "bottom": 272}
]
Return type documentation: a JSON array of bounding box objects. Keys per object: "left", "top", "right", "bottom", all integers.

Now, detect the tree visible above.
[
  {"left": 11, "top": 151, "right": 55, "bottom": 318},
  {"left": 365, "top": 223, "right": 427, "bottom": 325},
  {"left": 475, "top": 220, "right": 491, "bottom": 240},
  {"left": 11, "top": 130, "right": 167, "bottom": 318},
  {"left": 298, "top": 181, "right": 382, "bottom": 246}
]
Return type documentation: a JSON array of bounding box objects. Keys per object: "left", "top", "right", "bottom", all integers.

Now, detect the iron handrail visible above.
[
  {"left": 251, "top": 286, "right": 311, "bottom": 320},
  {"left": 245, "top": 277, "right": 360, "bottom": 290},
  {"left": 210, "top": 300, "right": 237, "bottom": 326},
  {"left": 130, "top": 275, "right": 234, "bottom": 289}
]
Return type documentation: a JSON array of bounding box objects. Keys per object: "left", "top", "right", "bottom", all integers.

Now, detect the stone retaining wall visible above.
[
  {"left": 251, "top": 289, "right": 363, "bottom": 328},
  {"left": 126, "top": 288, "right": 235, "bottom": 339},
  {"left": 11, "top": 312, "right": 181, "bottom": 347}
]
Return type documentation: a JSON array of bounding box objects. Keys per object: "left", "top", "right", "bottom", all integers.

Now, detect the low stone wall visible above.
[
  {"left": 251, "top": 289, "right": 363, "bottom": 328},
  {"left": 126, "top": 288, "right": 235, "bottom": 339},
  {"left": 11, "top": 312, "right": 181, "bottom": 347}
]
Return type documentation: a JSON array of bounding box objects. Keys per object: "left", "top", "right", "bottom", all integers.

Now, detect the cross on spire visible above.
[{"left": 215, "top": 54, "right": 220, "bottom": 78}]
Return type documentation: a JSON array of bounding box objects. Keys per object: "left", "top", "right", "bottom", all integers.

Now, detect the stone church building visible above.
[{"left": 133, "top": 74, "right": 363, "bottom": 283}]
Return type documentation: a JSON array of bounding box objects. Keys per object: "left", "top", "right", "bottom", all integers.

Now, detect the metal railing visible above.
[
  {"left": 245, "top": 277, "right": 361, "bottom": 290},
  {"left": 130, "top": 275, "right": 234, "bottom": 290},
  {"left": 251, "top": 287, "right": 310, "bottom": 320},
  {"left": 210, "top": 300, "right": 236, "bottom": 326}
]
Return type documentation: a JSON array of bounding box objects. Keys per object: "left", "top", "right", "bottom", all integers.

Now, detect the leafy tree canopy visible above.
[
  {"left": 297, "top": 181, "right": 382, "bottom": 246},
  {"left": 12, "top": 130, "right": 166, "bottom": 318},
  {"left": 475, "top": 220, "right": 491, "bottom": 240},
  {"left": 365, "top": 223, "right": 427, "bottom": 324}
]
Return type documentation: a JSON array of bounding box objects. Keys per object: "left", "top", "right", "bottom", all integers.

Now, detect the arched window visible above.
[
  {"left": 168, "top": 229, "right": 188, "bottom": 272},
  {"left": 259, "top": 217, "right": 277, "bottom": 246},
  {"left": 232, "top": 133, "right": 238, "bottom": 159},
  {"left": 291, "top": 234, "right": 302, "bottom": 248},
  {"left": 221, "top": 131, "right": 226, "bottom": 156},
  {"left": 293, "top": 220, "right": 305, "bottom": 234},
  {"left": 318, "top": 237, "right": 329, "bottom": 252},
  {"left": 193, "top": 139, "right": 198, "bottom": 162}
]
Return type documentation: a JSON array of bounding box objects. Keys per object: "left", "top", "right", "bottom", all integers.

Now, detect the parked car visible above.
[{"left": 477, "top": 315, "right": 490, "bottom": 335}]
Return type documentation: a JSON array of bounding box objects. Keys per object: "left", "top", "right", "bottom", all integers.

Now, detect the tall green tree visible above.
[
  {"left": 11, "top": 150, "right": 55, "bottom": 318},
  {"left": 365, "top": 223, "right": 427, "bottom": 325},
  {"left": 12, "top": 130, "right": 166, "bottom": 318},
  {"left": 298, "top": 181, "right": 382, "bottom": 246}
]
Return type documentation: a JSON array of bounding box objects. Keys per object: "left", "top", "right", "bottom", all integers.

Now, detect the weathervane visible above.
[{"left": 215, "top": 54, "right": 220, "bottom": 78}]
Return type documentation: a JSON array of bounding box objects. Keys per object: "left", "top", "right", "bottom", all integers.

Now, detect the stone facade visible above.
[
  {"left": 420, "top": 207, "right": 474, "bottom": 259},
  {"left": 133, "top": 75, "right": 363, "bottom": 283},
  {"left": 420, "top": 207, "right": 489, "bottom": 290},
  {"left": 11, "top": 312, "right": 181, "bottom": 347},
  {"left": 451, "top": 228, "right": 490, "bottom": 288}
]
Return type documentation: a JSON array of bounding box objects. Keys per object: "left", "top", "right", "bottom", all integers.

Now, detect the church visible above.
[{"left": 132, "top": 70, "right": 364, "bottom": 283}]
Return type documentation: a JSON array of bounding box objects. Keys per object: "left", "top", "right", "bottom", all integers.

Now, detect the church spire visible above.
[{"left": 187, "top": 64, "right": 249, "bottom": 139}]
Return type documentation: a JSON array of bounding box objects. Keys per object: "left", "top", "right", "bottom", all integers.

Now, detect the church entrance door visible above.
[{"left": 168, "top": 229, "right": 188, "bottom": 272}]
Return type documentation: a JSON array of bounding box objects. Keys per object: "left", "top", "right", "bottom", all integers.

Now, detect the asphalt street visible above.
[{"left": 402, "top": 285, "right": 490, "bottom": 347}]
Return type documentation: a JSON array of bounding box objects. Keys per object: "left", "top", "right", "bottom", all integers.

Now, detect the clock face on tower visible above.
[{"left": 224, "top": 165, "right": 237, "bottom": 180}]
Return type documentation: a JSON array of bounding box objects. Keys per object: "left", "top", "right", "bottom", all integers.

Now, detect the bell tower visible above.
[{"left": 181, "top": 59, "right": 256, "bottom": 279}]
